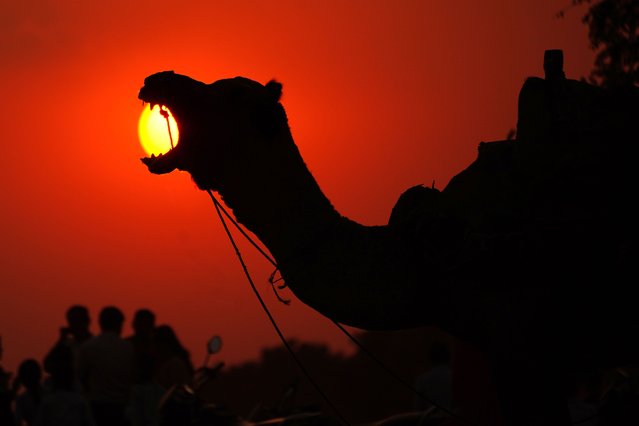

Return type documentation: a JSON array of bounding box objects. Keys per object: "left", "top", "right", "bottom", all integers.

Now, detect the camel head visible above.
[{"left": 139, "top": 71, "right": 285, "bottom": 191}]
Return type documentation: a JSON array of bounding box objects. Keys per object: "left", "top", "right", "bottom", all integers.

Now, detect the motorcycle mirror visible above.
[{"left": 207, "top": 336, "right": 222, "bottom": 355}]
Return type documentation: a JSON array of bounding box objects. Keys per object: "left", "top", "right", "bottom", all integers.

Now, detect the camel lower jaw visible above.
[{"left": 140, "top": 151, "right": 179, "bottom": 174}]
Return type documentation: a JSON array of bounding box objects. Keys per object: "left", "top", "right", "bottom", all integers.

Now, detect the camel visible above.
[{"left": 138, "top": 51, "right": 639, "bottom": 425}]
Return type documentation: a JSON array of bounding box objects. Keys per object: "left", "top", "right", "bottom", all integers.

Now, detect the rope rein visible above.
[
  {"left": 160, "top": 107, "right": 599, "bottom": 425},
  {"left": 159, "top": 112, "right": 464, "bottom": 425},
  {"left": 161, "top": 113, "right": 348, "bottom": 423},
  {"left": 159, "top": 107, "right": 175, "bottom": 149},
  {"left": 157, "top": 110, "right": 601, "bottom": 426},
  {"left": 206, "top": 190, "right": 350, "bottom": 425},
  {"left": 201, "top": 166, "right": 599, "bottom": 426},
  {"left": 202, "top": 190, "right": 469, "bottom": 423}
]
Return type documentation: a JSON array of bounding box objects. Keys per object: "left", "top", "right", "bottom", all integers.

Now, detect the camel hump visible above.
[
  {"left": 389, "top": 185, "right": 464, "bottom": 262},
  {"left": 389, "top": 185, "right": 440, "bottom": 228}
]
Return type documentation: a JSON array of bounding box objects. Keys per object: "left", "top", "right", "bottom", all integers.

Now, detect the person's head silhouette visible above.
[
  {"left": 98, "top": 306, "right": 125, "bottom": 335},
  {"left": 16, "top": 359, "right": 41, "bottom": 391},
  {"left": 132, "top": 309, "right": 155, "bottom": 337},
  {"left": 153, "top": 325, "right": 184, "bottom": 355},
  {"left": 64, "top": 305, "right": 92, "bottom": 343}
]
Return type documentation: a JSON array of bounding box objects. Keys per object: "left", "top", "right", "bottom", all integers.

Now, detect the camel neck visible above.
[{"left": 217, "top": 139, "right": 342, "bottom": 265}]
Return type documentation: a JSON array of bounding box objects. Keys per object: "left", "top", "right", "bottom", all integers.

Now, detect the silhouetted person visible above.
[
  {"left": 0, "top": 366, "right": 15, "bottom": 425},
  {"left": 43, "top": 305, "right": 93, "bottom": 389},
  {"left": 65, "top": 305, "right": 93, "bottom": 344},
  {"left": 76, "top": 306, "right": 134, "bottom": 426},
  {"left": 125, "top": 361, "right": 163, "bottom": 426},
  {"left": 13, "top": 358, "right": 44, "bottom": 425},
  {"left": 151, "top": 325, "right": 194, "bottom": 391},
  {"left": 34, "top": 344, "right": 95, "bottom": 426},
  {"left": 414, "top": 341, "right": 453, "bottom": 412},
  {"left": 151, "top": 326, "right": 195, "bottom": 426},
  {"left": 125, "top": 309, "right": 163, "bottom": 426},
  {"left": 125, "top": 309, "right": 156, "bottom": 385}
]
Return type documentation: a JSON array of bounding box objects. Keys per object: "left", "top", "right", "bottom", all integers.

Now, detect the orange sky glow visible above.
[{"left": 1, "top": 1, "right": 594, "bottom": 374}]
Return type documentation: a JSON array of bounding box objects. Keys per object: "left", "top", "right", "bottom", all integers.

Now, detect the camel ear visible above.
[
  {"left": 254, "top": 80, "right": 285, "bottom": 138},
  {"left": 265, "top": 80, "right": 282, "bottom": 102}
]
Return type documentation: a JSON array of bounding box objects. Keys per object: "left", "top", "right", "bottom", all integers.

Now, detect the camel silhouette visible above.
[{"left": 139, "top": 51, "right": 639, "bottom": 425}]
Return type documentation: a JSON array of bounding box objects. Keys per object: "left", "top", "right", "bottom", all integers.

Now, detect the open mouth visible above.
[
  {"left": 138, "top": 94, "right": 182, "bottom": 175},
  {"left": 138, "top": 71, "right": 211, "bottom": 177}
]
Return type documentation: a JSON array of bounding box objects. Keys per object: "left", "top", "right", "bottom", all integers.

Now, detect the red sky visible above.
[{"left": 0, "top": 0, "right": 594, "bottom": 374}]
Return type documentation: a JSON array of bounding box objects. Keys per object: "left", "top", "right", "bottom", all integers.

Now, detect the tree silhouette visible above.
[
  {"left": 196, "top": 327, "right": 449, "bottom": 423},
  {"left": 561, "top": 0, "right": 639, "bottom": 87}
]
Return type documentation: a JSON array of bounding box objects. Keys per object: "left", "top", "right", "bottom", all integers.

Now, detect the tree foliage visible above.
[{"left": 561, "top": 0, "right": 639, "bottom": 87}]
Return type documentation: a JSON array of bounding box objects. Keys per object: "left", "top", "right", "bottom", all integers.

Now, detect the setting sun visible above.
[{"left": 138, "top": 105, "right": 179, "bottom": 156}]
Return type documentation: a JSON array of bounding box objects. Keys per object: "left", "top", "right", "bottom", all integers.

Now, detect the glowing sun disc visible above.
[{"left": 138, "top": 105, "right": 180, "bottom": 156}]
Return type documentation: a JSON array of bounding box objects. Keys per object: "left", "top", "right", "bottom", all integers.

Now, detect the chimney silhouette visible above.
[{"left": 544, "top": 49, "right": 565, "bottom": 81}]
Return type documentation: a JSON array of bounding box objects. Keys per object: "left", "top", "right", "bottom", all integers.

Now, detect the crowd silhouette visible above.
[
  {"left": 1, "top": 309, "right": 489, "bottom": 426},
  {"left": 0, "top": 305, "right": 193, "bottom": 426},
  {"left": 2, "top": 305, "right": 639, "bottom": 425}
]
